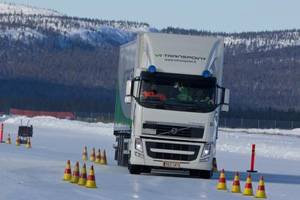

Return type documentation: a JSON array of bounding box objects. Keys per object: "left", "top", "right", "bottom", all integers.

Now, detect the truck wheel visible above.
[
  {"left": 199, "top": 170, "right": 213, "bottom": 179},
  {"left": 190, "top": 170, "right": 212, "bottom": 179},
  {"left": 128, "top": 163, "right": 141, "bottom": 175},
  {"left": 142, "top": 167, "right": 151, "bottom": 173},
  {"left": 189, "top": 170, "right": 200, "bottom": 177}
]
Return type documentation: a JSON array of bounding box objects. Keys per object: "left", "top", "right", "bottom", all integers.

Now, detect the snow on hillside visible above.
[
  {"left": 0, "top": 2, "right": 153, "bottom": 46},
  {"left": 0, "top": 2, "right": 63, "bottom": 16},
  {"left": 0, "top": 115, "right": 300, "bottom": 200},
  {"left": 0, "top": 2, "right": 299, "bottom": 51},
  {"left": 224, "top": 31, "right": 300, "bottom": 52}
]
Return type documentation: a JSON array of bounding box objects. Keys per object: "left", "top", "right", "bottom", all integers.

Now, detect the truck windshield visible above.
[{"left": 137, "top": 72, "right": 217, "bottom": 113}]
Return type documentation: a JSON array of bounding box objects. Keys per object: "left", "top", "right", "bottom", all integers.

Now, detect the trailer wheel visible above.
[{"left": 116, "top": 134, "right": 129, "bottom": 166}]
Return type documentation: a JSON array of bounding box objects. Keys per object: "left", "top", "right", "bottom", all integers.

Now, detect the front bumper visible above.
[{"left": 129, "top": 137, "right": 213, "bottom": 171}]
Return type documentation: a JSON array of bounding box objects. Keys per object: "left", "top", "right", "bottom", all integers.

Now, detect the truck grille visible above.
[
  {"left": 145, "top": 141, "right": 200, "bottom": 161},
  {"left": 143, "top": 123, "right": 204, "bottom": 138}
]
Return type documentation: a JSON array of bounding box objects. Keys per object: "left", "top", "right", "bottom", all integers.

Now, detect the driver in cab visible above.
[{"left": 141, "top": 84, "right": 167, "bottom": 101}]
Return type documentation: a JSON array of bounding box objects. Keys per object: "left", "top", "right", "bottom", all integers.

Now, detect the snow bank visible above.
[
  {"left": 220, "top": 127, "right": 300, "bottom": 137},
  {"left": 218, "top": 129, "right": 300, "bottom": 161},
  {"left": 1, "top": 115, "right": 113, "bottom": 136}
]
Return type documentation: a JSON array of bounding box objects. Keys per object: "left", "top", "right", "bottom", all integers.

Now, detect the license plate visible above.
[{"left": 163, "top": 161, "right": 180, "bottom": 169}]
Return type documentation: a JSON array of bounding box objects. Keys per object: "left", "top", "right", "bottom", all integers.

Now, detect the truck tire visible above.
[
  {"left": 189, "top": 170, "right": 200, "bottom": 177},
  {"left": 190, "top": 170, "right": 213, "bottom": 179},
  {"left": 142, "top": 167, "right": 151, "bottom": 173},
  {"left": 128, "top": 163, "right": 141, "bottom": 175},
  {"left": 199, "top": 170, "right": 213, "bottom": 179}
]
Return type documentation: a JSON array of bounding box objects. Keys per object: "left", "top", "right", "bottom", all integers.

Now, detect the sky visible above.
[{"left": 2, "top": 0, "right": 300, "bottom": 33}]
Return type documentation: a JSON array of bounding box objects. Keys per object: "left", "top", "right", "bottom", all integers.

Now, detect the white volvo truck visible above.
[{"left": 113, "top": 32, "right": 230, "bottom": 178}]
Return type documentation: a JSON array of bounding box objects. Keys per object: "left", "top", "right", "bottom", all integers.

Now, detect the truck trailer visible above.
[{"left": 113, "top": 32, "right": 230, "bottom": 178}]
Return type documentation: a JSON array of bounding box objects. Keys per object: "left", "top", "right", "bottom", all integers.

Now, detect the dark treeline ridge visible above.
[
  {"left": 0, "top": 79, "right": 115, "bottom": 113},
  {"left": 0, "top": 35, "right": 120, "bottom": 89}
]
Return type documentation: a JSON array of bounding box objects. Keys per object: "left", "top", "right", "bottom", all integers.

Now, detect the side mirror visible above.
[
  {"left": 221, "top": 88, "right": 230, "bottom": 112},
  {"left": 125, "top": 80, "right": 132, "bottom": 104},
  {"left": 223, "top": 89, "right": 230, "bottom": 104},
  {"left": 221, "top": 104, "right": 229, "bottom": 112},
  {"left": 125, "top": 96, "right": 131, "bottom": 104}
]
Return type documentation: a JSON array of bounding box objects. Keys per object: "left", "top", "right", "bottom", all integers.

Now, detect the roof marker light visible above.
[
  {"left": 202, "top": 70, "right": 211, "bottom": 78},
  {"left": 148, "top": 65, "right": 156, "bottom": 74}
]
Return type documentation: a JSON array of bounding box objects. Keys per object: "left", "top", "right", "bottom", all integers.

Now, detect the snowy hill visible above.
[
  {"left": 1, "top": 1, "right": 299, "bottom": 54},
  {"left": 0, "top": 2, "right": 155, "bottom": 46},
  {"left": 163, "top": 27, "right": 300, "bottom": 53},
  {"left": 0, "top": 2, "right": 299, "bottom": 50},
  {"left": 224, "top": 30, "right": 300, "bottom": 52},
  {"left": 0, "top": 115, "right": 300, "bottom": 200},
  {"left": 0, "top": 2, "right": 62, "bottom": 16}
]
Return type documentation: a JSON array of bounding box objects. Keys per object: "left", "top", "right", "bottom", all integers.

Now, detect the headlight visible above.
[
  {"left": 135, "top": 138, "right": 143, "bottom": 152},
  {"left": 201, "top": 144, "right": 211, "bottom": 158}
]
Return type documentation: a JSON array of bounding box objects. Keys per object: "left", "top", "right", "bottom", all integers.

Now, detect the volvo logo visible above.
[{"left": 171, "top": 128, "right": 178, "bottom": 134}]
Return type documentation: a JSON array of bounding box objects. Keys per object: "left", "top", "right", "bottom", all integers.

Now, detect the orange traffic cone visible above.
[
  {"left": 95, "top": 149, "right": 101, "bottom": 163},
  {"left": 62, "top": 160, "right": 72, "bottom": 181},
  {"left": 255, "top": 175, "right": 267, "bottom": 198},
  {"left": 15, "top": 135, "right": 21, "bottom": 146},
  {"left": 213, "top": 157, "right": 218, "bottom": 172},
  {"left": 70, "top": 162, "right": 80, "bottom": 183},
  {"left": 100, "top": 149, "right": 107, "bottom": 165},
  {"left": 231, "top": 172, "right": 242, "bottom": 193},
  {"left": 86, "top": 165, "right": 97, "bottom": 188},
  {"left": 82, "top": 146, "right": 88, "bottom": 160},
  {"left": 25, "top": 138, "right": 31, "bottom": 148},
  {"left": 89, "top": 147, "right": 95, "bottom": 162},
  {"left": 5, "top": 134, "right": 11, "bottom": 144},
  {"left": 243, "top": 173, "right": 254, "bottom": 196},
  {"left": 78, "top": 163, "right": 87, "bottom": 186},
  {"left": 217, "top": 169, "right": 227, "bottom": 190}
]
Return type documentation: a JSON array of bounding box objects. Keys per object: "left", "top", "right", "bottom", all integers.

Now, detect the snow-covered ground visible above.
[{"left": 0, "top": 115, "right": 299, "bottom": 200}]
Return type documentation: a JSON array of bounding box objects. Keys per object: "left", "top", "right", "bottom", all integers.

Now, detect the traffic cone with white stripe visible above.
[
  {"left": 95, "top": 149, "right": 101, "bottom": 163},
  {"left": 62, "top": 159, "right": 72, "bottom": 181},
  {"left": 5, "top": 134, "right": 11, "bottom": 144},
  {"left": 213, "top": 157, "right": 218, "bottom": 172},
  {"left": 231, "top": 171, "right": 242, "bottom": 193},
  {"left": 255, "top": 175, "right": 267, "bottom": 198},
  {"left": 86, "top": 165, "right": 97, "bottom": 188},
  {"left": 70, "top": 162, "right": 80, "bottom": 183},
  {"left": 15, "top": 135, "right": 21, "bottom": 146},
  {"left": 78, "top": 163, "right": 87, "bottom": 186},
  {"left": 89, "top": 147, "right": 95, "bottom": 162},
  {"left": 100, "top": 149, "right": 107, "bottom": 165},
  {"left": 243, "top": 173, "right": 254, "bottom": 196},
  {"left": 82, "top": 146, "right": 88, "bottom": 160},
  {"left": 217, "top": 169, "right": 227, "bottom": 190},
  {"left": 25, "top": 138, "right": 31, "bottom": 148}
]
